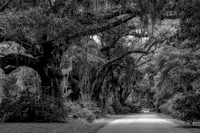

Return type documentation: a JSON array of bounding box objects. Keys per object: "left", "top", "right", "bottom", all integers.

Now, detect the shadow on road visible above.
[{"left": 180, "top": 126, "right": 200, "bottom": 129}]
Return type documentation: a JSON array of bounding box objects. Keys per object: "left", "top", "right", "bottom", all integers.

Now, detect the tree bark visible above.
[
  {"left": 91, "top": 65, "right": 112, "bottom": 105},
  {"left": 37, "top": 41, "right": 63, "bottom": 98}
]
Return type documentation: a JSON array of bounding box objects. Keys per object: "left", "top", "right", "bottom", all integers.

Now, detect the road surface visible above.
[{"left": 98, "top": 113, "right": 191, "bottom": 133}]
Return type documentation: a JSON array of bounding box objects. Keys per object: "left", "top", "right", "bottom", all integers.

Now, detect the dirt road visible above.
[{"left": 98, "top": 113, "right": 191, "bottom": 133}]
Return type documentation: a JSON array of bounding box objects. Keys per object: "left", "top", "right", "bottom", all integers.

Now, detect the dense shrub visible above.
[
  {"left": 64, "top": 101, "right": 80, "bottom": 113},
  {"left": 64, "top": 101, "right": 100, "bottom": 122},
  {"left": 158, "top": 100, "right": 173, "bottom": 114},
  {"left": 107, "top": 106, "right": 115, "bottom": 114},
  {"left": 171, "top": 92, "right": 200, "bottom": 124},
  {"left": 79, "top": 101, "right": 101, "bottom": 118},
  {"left": 125, "top": 102, "right": 141, "bottom": 113},
  {"left": 120, "top": 106, "right": 131, "bottom": 114},
  {"left": 74, "top": 108, "right": 95, "bottom": 122},
  {"left": 112, "top": 101, "right": 133, "bottom": 114},
  {"left": 158, "top": 92, "right": 200, "bottom": 124},
  {"left": 112, "top": 101, "right": 122, "bottom": 114},
  {"left": 0, "top": 91, "right": 66, "bottom": 122}
]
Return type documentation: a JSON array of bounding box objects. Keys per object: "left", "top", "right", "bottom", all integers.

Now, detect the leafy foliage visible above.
[
  {"left": 178, "top": 0, "right": 200, "bottom": 40},
  {"left": 64, "top": 101, "right": 100, "bottom": 122},
  {"left": 0, "top": 91, "right": 66, "bottom": 122},
  {"left": 0, "top": 67, "right": 41, "bottom": 102},
  {"left": 158, "top": 91, "right": 200, "bottom": 124},
  {"left": 171, "top": 91, "right": 200, "bottom": 124},
  {"left": 125, "top": 102, "right": 140, "bottom": 113},
  {"left": 107, "top": 106, "right": 115, "bottom": 114},
  {"left": 0, "top": 7, "right": 77, "bottom": 43}
]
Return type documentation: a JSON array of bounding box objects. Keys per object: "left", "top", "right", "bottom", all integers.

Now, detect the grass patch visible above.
[{"left": 0, "top": 121, "right": 105, "bottom": 133}]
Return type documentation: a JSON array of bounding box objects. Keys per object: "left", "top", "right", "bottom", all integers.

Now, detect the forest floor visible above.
[{"left": 0, "top": 113, "right": 199, "bottom": 133}]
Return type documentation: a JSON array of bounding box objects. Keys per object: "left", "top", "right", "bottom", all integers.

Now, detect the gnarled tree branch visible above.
[
  {"left": 67, "top": 13, "right": 139, "bottom": 40},
  {"left": 44, "top": 10, "right": 140, "bottom": 45},
  {"left": 100, "top": 49, "right": 148, "bottom": 72},
  {"left": 0, "top": 53, "right": 39, "bottom": 72}
]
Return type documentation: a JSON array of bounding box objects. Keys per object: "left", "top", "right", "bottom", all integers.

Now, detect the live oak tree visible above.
[{"left": 0, "top": 0, "right": 180, "bottom": 108}]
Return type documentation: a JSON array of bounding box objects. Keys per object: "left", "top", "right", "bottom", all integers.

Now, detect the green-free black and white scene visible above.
[{"left": 0, "top": 0, "right": 199, "bottom": 133}]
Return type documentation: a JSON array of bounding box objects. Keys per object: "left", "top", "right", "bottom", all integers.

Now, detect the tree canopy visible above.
[{"left": 0, "top": 0, "right": 200, "bottom": 123}]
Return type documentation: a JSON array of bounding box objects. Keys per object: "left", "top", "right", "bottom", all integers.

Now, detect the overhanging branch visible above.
[
  {"left": 0, "top": 33, "right": 41, "bottom": 57},
  {"left": 43, "top": 11, "right": 140, "bottom": 44},
  {"left": 0, "top": 53, "right": 39, "bottom": 70},
  {"left": 67, "top": 14, "right": 138, "bottom": 39},
  {"left": 105, "top": 49, "right": 148, "bottom": 67},
  {"left": 136, "top": 59, "right": 152, "bottom": 68},
  {"left": 95, "top": 7, "right": 137, "bottom": 20},
  {"left": 100, "top": 31, "right": 149, "bottom": 53},
  {"left": 136, "top": 38, "right": 161, "bottom": 64},
  {"left": 96, "top": 49, "right": 148, "bottom": 77}
]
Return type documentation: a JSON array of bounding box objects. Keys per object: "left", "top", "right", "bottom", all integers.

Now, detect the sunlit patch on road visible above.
[
  {"left": 111, "top": 117, "right": 172, "bottom": 124},
  {"left": 98, "top": 114, "right": 193, "bottom": 133}
]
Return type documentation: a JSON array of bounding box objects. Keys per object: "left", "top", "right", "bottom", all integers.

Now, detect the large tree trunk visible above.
[
  {"left": 37, "top": 66, "right": 62, "bottom": 97},
  {"left": 101, "top": 79, "right": 110, "bottom": 114},
  {"left": 35, "top": 41, "right": 63, "bottom": 101},
  {"left": 91, "top": 65, "right": 112, "bottom": 105}
]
